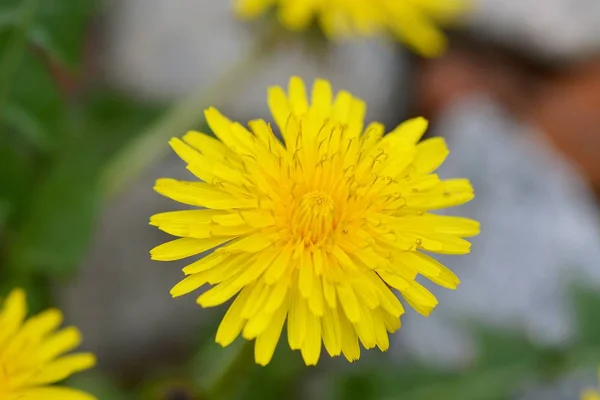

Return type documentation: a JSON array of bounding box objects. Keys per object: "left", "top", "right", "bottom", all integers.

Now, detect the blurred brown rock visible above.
[
  {"left": 529, "top": 58, "right": 600, "bottom": 191},
  {"left": 416, "top": 44, "right": 600, "bottom": 192}
]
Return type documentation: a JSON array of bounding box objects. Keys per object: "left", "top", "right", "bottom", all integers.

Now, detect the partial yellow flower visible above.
[
  {"left": 0, "top": 289, "right": 96, "bottom": 400},
  {"left": 150, "top": 76, "right": 479, "bottom": 366},
  {"left": 234, "top": 0, "right": 467, "bottom": 57},
  {"left": 583, "top": 390, "right": 600, "bottom": 400},
  {"left": 582, "top": 368, "right": 600, "bottom": 400}
]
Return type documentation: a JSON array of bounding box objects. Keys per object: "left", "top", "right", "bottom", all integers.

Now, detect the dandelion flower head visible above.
[
  {"left": 233, "top": 0, "right": 468, "bottom": 57},
  {"left": 150, "top": 76, "right": 479, "bottom": 366},
  {"left": 0, "top": 289, "right": 96, "bottom": 400}
]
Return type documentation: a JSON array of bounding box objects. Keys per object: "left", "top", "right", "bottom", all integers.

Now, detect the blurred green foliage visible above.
[{"left": 0, "top": 0, "right": 162, "bottom": 285}]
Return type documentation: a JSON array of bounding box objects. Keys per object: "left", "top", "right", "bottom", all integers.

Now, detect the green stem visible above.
[
  {"left": 101, "top": 25, "right": 281, "bottom": 199},
  {"left": 204, "top": 340, "right": 254, "bottom": 400},
  {"left": 0, "top": 0, "right": 38, "bottom": 123}
]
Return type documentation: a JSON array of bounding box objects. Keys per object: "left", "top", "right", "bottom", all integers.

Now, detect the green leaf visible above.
[
  {"left": 0, "top": 132, "right": 35, "bottom": 228},
  {"left": 8, "top": 136, "right": 102, "bottom": 276},
  {"left": 471, "top": 324, "right": 542, "bottom": 367},
  {"left": 191, "top": 339, "right": 254, "bottom": 399},
  {"left": 0, "top": 199, "right": 8, "bottom": 230},
  {"left": 3, "top": 103, "right": 53, "bottom": 152},
  {"left": 8, "top": 48, "right": 67, "bottom": 143},
  {"left": 0, "top": 7, "right": 19, "bottom": 29},
  {"left": 35, "top": 0, "right": 95, "bottom": 67},
  {"left": 0, "top": 0, "right": 39, "bottom": 123},
  {"left": 6, "top": 89, "right": 161, "bottom": 276},
  {"left": 571, "top": 284, "right": 600, "bottom": 347},
  {"left": 0, "top": 0, "right": 95, "bottom": 69}
]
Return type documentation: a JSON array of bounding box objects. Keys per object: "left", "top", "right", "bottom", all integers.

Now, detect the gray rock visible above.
[
  {"left": 467, "top": 0, "right": 600, "bottom": 61},
  {"left": 57, "top": 157, "right": 222, "bottom": 372}
]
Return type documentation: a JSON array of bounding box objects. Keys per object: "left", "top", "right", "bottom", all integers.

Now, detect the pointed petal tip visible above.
[{"left": 254, "top": 354, "right": 271, "bottom": 367}]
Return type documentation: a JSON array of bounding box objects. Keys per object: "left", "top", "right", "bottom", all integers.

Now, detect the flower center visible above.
[{"left": 291, "top": 191, "right": 338, "bottom": 244}]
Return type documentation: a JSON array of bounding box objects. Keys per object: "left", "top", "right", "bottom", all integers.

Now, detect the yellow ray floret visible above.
[
  {"left": 151, "top": 76, "right": 479, "bottom": 366},
  {"left": 233, "top": 0, "right": 468, "bottom": 57},
  {"left": 0, "top": 289, "right": 96, "bottom": 400}
]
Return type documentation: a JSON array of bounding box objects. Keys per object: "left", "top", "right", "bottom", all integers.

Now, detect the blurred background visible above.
[{"left": 1, "top": 0, "right": 600, "bottom": 399}]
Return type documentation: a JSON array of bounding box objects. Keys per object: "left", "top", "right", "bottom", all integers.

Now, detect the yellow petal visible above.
[
  {"left": 183, "top": 130, "right": 229, "bottom": 158},
  {"left": 338, "top": 308, "right": 360, "bottom": 362},
  {"left": 310, "top": 79, "right": 332, "bottom": 117},
  {"left": 413, "top": 137, "right": 449, "bottom": 174},
  {"left": 321, "top": 305, "right": 342, "bottom": 357},
  {"left": 13, "top": 387, "right": 97, "bottom": 400},
  {"left": 415, "top": 234, "right": 472, "bottom": 255},
  {"left": 372, "top": 308, "right": 390, "bottom": 351},
  {"left": 331, "top": 91, "right": 353, "bottom": 124},
  {"left": 154, "top": 179, "right": 257, "bottom": 209},
  {"left": 322, "top": 275, "right": 337, "bottom": 309},
  {"left": 362, "top": 271, "right": 405, "bottom": 317},
  {"left": 197, "top": 276, "right": 243, "bottom": 308},
  {"left": 216, "top": 284, "right": 254, "bottom": 347},
  {"left": 225, "top": 251, "right": 275, "bottom": 292},
  {"left": 151, "top": 237, "right": 232, "bottom": 261},
  {"left": 264, "top": 271, "right": 291, "bottom": 314},
  {"left": 347, "top": 98, "right": 366, "bottom": 138},
  {"left": 217, "top": 233, "right": 277, "bottom": 253},
  {"left": 353, "top": 303, "right": 376, "bottom": 349},
  {"left": 336, "top": 285, "right": 361, "bottom": 323},
  {"left": 0, "top": 289, "right": 27, "bottom": 347},
  {"left": 300, "top": 312, "right": 321, "bottom": 366},
  {"left": 29, "top": 353, "right": 96, "bottom": 385},
  {"left": 379, "top": 272, "right": 438, "bottom": 316},
  {"left": 287, "top": 287, "right": 308, "bottom": 350},
  {"left": 288, "top": 76, "right": 309, "bottom": 116},
  {"left": 397, "top": 251, "right": 460, "bottom": 289},
  {"left": 267, "top": 85, "right": 292, "bottom": 140},
  {"left": 205, "top": 107, "right": 254, "bottom": 154},
  {"left": 171, "top": 272, "right": 211, "bottom": 297},
  {"left": 307, "top": 274, "right": 324, "bottom": 316},
  {"left": 385, "top": 117, "right": 429, "bottom": 146},
  {"left": 182, "top": 252, "right": 226, "bottom": 275},
  {"left": 150, "top": 210, "right": 226, "bottom": 226},
  {"left": 254, "top": 294, "right": 288, "bottom": 366},
  {"left": 393, "top": 214, "right": 480, "bottom": 238},
  {"left": 404, "top": 178, "right": 475, "bottom": 210},
  {"left": 39, "top": 327, "right": 83, "bottom": 362},
  {"left": 264, "top": 244, "right": 293, "bottom": 284},
  {"left": 298, "top": 252, "right": 314, "bottom": 298}
]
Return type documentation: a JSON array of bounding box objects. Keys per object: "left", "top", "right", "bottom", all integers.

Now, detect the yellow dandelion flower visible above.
[
  {"left": 151, "top": 76, "right": 479, "bottom": 366},
  {"left": 0, "top": 289, "right": 96, "bottom": 400},
  {"left": 234, "top": 0, "right": 468, "bottom": 57}
]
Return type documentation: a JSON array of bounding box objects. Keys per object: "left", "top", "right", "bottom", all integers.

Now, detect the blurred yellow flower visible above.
[
  {"left": 234, "top": 0, "right": 467, "bottom": 57},
  {"left": 582, "top": 390, "right": 600, "bottom": 400},
  {"left": 0, "top": 289, "right": 96, "bottom": 400},
  {"left": 150, "top": 76, "right": 479, "bottom": 366},
  {"left": 582, "top": 368, "right": 600, "bottom": 400}
]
